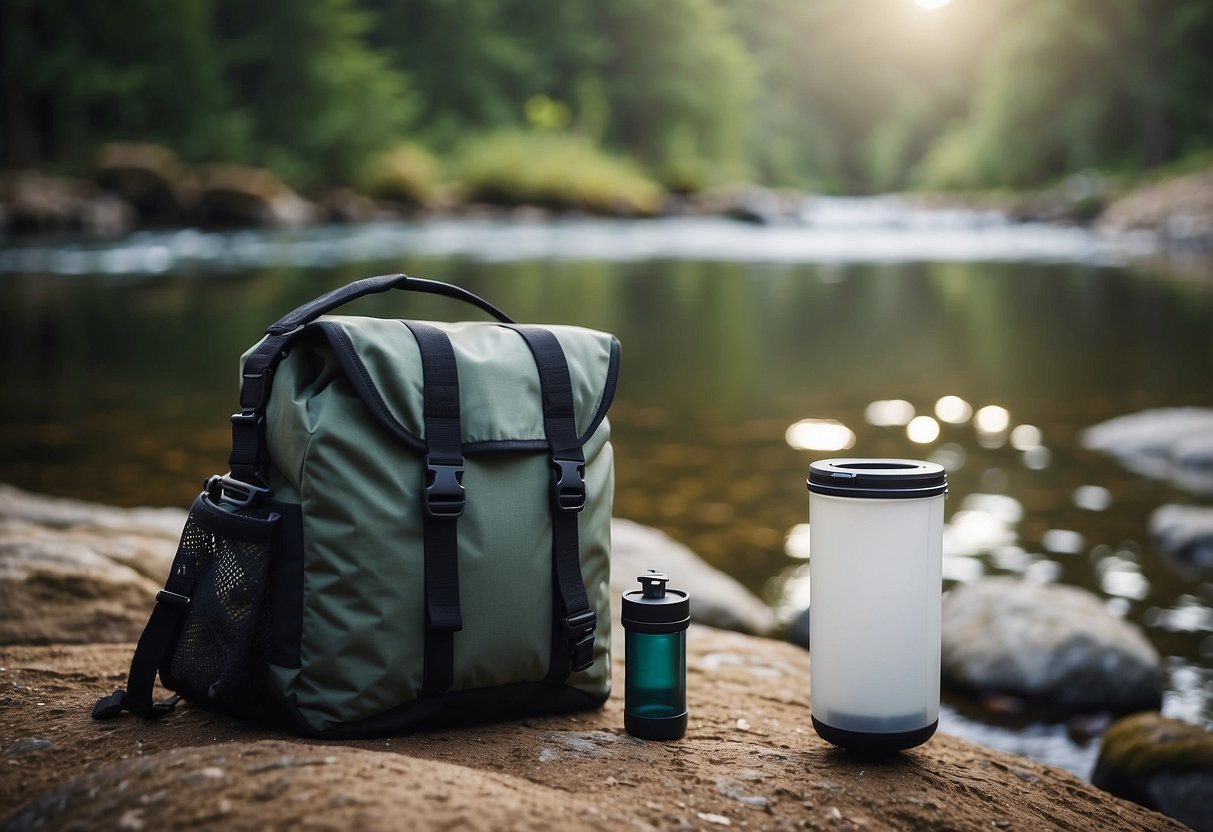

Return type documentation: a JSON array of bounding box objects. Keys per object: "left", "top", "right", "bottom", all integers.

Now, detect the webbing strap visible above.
[
  {"left": 404, "top": 322, "right": 464, "bottom": 698},
  {"left": 509, "top": 326, "right": 597, "bottom": 684},
  {"left": 92, "top": 511, "right": 199, "bottom": 721}
]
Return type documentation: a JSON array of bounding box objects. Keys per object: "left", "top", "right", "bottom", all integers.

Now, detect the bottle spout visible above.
[{"left": 638, "top": 570, "right": 669, "bottom": 599}]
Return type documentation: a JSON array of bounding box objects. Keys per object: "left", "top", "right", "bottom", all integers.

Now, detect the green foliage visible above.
[
  {"left": 916, "top": 0, "right": 1213, "bottom": 189},
  {"left": 452, "top": 130, "right": 664, "bottom": 215},
  {"left": 359, "top": 142, "right": 442, "bottom": 205},
  {"left": 2, "top": 0, "right": 1211, "bottom": 197},
  {"left": 593, "top": 0, "right": 754, "bottom": 183}
]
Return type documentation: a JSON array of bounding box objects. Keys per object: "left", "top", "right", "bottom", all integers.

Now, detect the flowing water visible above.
[{"left": 2, "top": 206, "right": 1210, "bottom": 778}]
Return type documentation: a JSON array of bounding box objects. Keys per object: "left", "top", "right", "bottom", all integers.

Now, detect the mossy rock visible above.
[{"left": 1093, "top": 712, "right": 1213, "bottom": 831}]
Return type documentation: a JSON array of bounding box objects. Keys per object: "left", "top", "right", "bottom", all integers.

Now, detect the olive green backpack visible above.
[{"left": 93, "top": 274, "right": 618, "bottom": 737}]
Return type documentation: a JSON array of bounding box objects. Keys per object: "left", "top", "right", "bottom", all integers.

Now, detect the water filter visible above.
[
  {"left": 807, "top": 459, "right": 946, "bottom": 752},
  {"left": 622, "top": 571, "right": 689, "bottom": 740}
]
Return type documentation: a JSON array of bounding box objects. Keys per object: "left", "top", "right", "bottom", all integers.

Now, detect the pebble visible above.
[{"left": 697, "top": 812, "right": 732, "bottom": 826}]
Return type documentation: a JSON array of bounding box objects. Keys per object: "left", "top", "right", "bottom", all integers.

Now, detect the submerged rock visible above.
[
  {"left": 1082, "top": 408, "right": 1213, "bottom": 495},
  {"left": 1150, "top": 504, "right": 1213, "bottom": 570},
  {"left": 610, "top": 518, "right": 776, "bottom": 636},
  {"left": 941, "top": 577, "right": 1162, "bottom": 713},
  {"left": 1092, "top": 712, "right": 1213, "bottom": 832}
]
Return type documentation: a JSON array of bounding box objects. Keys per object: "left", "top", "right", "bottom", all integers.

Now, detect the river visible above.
[{"left": 1, "top": 202, "right": 1210, "bottom": 778}]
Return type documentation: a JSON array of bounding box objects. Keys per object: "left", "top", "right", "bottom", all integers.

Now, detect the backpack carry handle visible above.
[{"left": 266, "top": 273, "right": 515, "bottom": 335}]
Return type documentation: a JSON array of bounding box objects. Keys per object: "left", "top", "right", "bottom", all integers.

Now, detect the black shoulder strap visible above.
[
  {"left": 92, "top": 500, "right": 207, "bottom": 721},
  {"left": 404, "top": 321, "right": 465, "bottom": 698},
  {"left": 509, "top": 326, "right": 597, "bottom": 684}
]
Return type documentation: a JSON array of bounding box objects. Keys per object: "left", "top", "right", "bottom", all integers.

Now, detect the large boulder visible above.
[
  {"left": 1082, "top": 408, "right": 1213, "bottom": 495},
  {"left": 0, "top": 484, "right": 184, "bottom": 645},
  {"left": 1093, "top": 712, "right": 1213, "bottom": 832},
  {"left": 941, "top": 577, "right": 1162, "bottom": 713},
  {"left": 611, "top": 518, "right": 776, "bottom": 636}
]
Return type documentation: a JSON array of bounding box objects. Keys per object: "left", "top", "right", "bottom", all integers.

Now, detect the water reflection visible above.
[
  {"left": 935, "top": 395, "right": 973, "bottom": 424},
  {"left": 784, "top": 419, "right": 855, "bottom": 451},
  {"left": 906, "top": 415, "right": 940, "bottom": 444},
  {"left": 864, "top": 399, "right": 915, "bottom": 427},
  {"left": 1073, "top": 485, "right": 1113, "bottom": 511},
  {"left": 1010, "top": 424, "right": 1042, "bottom": 451}
]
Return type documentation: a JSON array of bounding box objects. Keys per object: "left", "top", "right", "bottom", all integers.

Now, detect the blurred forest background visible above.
[{"left": 3, "top": 0, "right": 1212, "bottom": 203}]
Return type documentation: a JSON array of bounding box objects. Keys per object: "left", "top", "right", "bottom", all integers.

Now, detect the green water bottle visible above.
[{"left": 623, "top": 571, "right": 690, "bottom": 740}]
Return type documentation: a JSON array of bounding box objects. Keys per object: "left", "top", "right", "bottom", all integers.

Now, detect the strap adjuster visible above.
[
  {"left": 562, "top": 609, "right": 597, "bottom": 672},
  {"left": 92, "top": 689, "right": 127, "bottom": 719},
  {"left": 424, "top": 457, "right": 465, "bottom": 519},
  {"left": 551, "top": 457, "right": 586, "bottom": 513},
  {"left": 155, "top": 589, "right": 191, "bottom": 608},
  {"left": 206, "top": 472, "right": 270, "bottom": 508}
]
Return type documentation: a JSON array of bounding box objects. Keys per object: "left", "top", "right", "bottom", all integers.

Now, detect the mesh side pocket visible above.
[{"left": 169, "top": 494, "right": 280, "bottom": 705}]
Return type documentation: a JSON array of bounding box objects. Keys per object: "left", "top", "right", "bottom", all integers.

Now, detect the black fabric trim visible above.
[
  {"left": 317, "top": 321, "right": 427, "bottom": 454},
  {"left": 268, "top": 501, "right": 304, "bottom": 669},
  {"left": 284, "top": 681, "right": 607, "bottom": 739},
  {"left": 579, "top": 336, "right": 621, "bottom": 446}
]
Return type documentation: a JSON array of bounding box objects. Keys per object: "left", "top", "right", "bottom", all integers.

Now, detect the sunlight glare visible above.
[
  {"left": 914, "top": 0, "right": 953, "bottom": 9},
  {"left": 785, "top": 419, "right": 856, "bottom": 452}
]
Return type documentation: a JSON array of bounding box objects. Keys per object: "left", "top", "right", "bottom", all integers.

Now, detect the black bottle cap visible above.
[{"left": 622, "top": 571, "right": 690, "bottom": 634}]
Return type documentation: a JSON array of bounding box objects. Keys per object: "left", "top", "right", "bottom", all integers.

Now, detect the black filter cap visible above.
[
  {"left": 807, "top": 458, "right": 947, "bottom": 500},
  {"left": 622, "top": 571, "right": 690, "bottom": 634}
]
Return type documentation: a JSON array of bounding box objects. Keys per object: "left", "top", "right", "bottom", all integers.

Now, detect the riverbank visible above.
[
  {"left": 2, "top": 143, "right": 1211, "bottom": 263},
  {"left": 0, "top": 487, "right": 1188, "bottom": 831}
]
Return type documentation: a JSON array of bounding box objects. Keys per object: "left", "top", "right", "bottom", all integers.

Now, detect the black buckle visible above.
[
  {"left": 424, "top": 457, "right": 465, "bottom": 519},
  {"left": 551, "top": 457, "right": 586, "bottom": 513},
  {"left": 562, "top": 609, "right": 597, "bottom": 672},
  {"left": 155, "top": 589, "right": 190, "bottom": 608},
  {"left": 206, "top": 473, "right": 270, "bottom": 508},
  {"left": 92, "top": 689, "right": 127, "bottom": 720}
]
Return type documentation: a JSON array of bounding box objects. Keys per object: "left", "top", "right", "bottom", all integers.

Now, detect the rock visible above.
[
  {"left": 1092, "top": 712, "right": 1213, "bottom": 832},
  {"left": 0, "top": 172, "right": 94, "bottom": 235},
  {"left": 1150, "top": 504, "right": 1213, "bottom": 570},
  {"left": 78, "top": 193, "right": 137, "bottom": 237},
  {"left": 941, "top": 577, "right": 1162, "bottom": 713},
  {"left": 193, "top": 164, "right": 318, "bottom": 229},
  {"left": 784, "top": 606, "right": 809, "bottom": 650},
  {"left": 0, "top": 484, "right": 184, "bottom": 644},
  {"left": 611, "top": 518, "right": 776, "bottom": 636},
  {"left": 1083, "top": 408, "right": 1213, "bottom": 495},
  {"left": 0, "top": 628, "right": 1190, "bottom": 831},
  {"left": 95, "top": 142, "right": 191, "bottom": 223},
  {"left": 319, "top": 187, "right": 379, "bottom": 224},
  {"left": 696, "top": 186, "right": 804, "bottom": 225},
  {"left": 1098, "top": 167, "right": 1213, "bottom": 251}
]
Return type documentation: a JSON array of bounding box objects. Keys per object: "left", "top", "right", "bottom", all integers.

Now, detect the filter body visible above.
[
  {"left": 622, "top": 573, "right": 689, "bottom": 740},
  {"left": 807, "top": 459, "right": 946, "bottom": 752}
]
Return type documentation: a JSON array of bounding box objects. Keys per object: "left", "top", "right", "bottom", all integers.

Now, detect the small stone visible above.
[
  {"left": 5, "top": 738, "right": 51, "bottom": 757},
  {"left": 538, "top": 748, "right": 558, "bottom": 763},
  {"left": 736, "top": 719, "right": 750, "bottom": 732},
  {"left": 118, "top": 809, "right": 145, "bottom": 830},
  {"left": 697, "top": 812, "right": 732, "bottom": 826}
]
